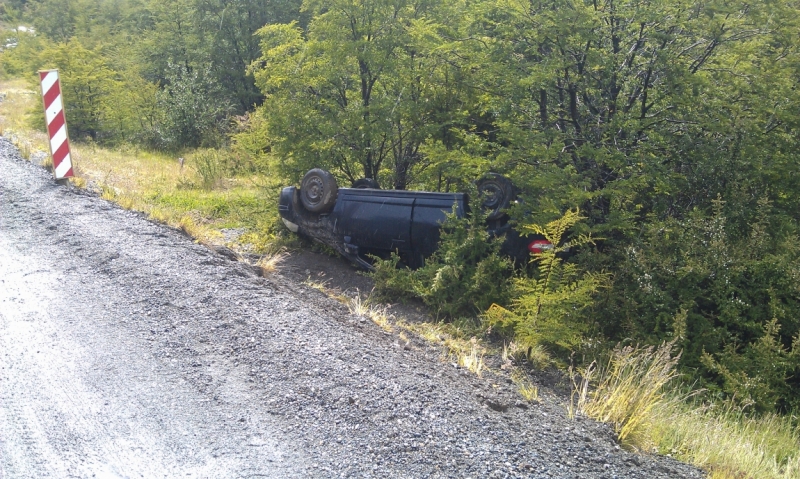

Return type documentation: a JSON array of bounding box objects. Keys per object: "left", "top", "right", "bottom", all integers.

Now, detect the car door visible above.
[{"left": 334, "top": 189, "right": 414, "bottom": 253}]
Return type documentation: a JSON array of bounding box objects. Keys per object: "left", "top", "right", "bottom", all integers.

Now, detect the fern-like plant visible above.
[{"left": 487, "top": 209, "right": 608, "bottom": 357}]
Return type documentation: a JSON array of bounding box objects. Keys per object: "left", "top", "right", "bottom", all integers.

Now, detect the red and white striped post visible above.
[{"left": 38, "top": 69, "right": 74, "bottom": 179}]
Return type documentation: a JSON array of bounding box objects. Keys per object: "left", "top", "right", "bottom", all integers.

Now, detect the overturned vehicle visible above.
[{"left": 278, "top": 168, "right": 551, "bottom": 270}]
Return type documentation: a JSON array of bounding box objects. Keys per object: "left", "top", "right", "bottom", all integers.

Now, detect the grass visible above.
[
  {"left": 396, "top": 316, "right": 487, "bottom": 376},
  {"left": 256, "top": 246, "right": 288, "bottom": 275},
  {"left": 346, "top": 294, "right": 394, "bottom": 332},
  {"left": 0, "top": 78, "right": 49, "bottom": 159},
  {"left": 572, "top": 341, "right": 682, "bottom": 444},
  {"left": 453, "top": 337, "right": 485, "bottom": 376},
  {"left": 0, "top": 78, "right": 281, "bottom": 255},
  {"left": 342, "top": 291, "right": 488, "bottom": 374},
  {"left": 572, "top": 341, "right": 800, "bottom": 479},
  {"left": 511, "top": 368, "right": 539, "bottom": 402},
  {"left": 653, "top": 402, "right": 800, "bottom": 479}
]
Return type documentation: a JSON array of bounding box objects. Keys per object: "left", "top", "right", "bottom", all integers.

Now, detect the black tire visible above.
[
  {"left": 300, "top": 168, "right": 339, "bottom": 213},
  {"left": 351, "top": 178, "right": 381, "bottom": 189},
  {"left": 476, "top": 173, "right": 514, "bottom": 220}
]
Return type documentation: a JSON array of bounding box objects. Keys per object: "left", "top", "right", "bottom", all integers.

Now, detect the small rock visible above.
[{"left": 484, "top": 399, "right": 508, "bottom": 413}]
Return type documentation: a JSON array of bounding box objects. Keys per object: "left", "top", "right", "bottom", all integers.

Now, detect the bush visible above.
[
  {"left": 486, "top": 209, "right": 608, "bottom": 357},
  {"left": 152, "top": 63, "right": 232, "bottom": 150},
  {"left": 372, "top": 193, "right": 512, "bottom": 319},
  {"left": 595, "top": 197, "right": 800, "bottom": 413},
  {"left": 190, "top": 149, "right": 226, "bottom": 190}
]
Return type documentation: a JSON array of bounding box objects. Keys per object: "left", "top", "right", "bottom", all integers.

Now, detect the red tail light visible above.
[{"left": 528, "top": 239, "right": 554, "bottom": 254}]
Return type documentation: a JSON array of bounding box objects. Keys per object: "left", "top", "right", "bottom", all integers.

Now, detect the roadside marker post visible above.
[{"left": 38, "top": 69, "right": 74, "bottom": 179}]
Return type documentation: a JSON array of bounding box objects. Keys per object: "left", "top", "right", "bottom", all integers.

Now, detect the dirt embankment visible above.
[{"left": 0, "top": 138, "right": 703, "bottom": 478}]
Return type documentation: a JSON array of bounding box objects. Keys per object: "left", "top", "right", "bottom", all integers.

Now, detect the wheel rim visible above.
[
  {"left": 304, "top": 176, "right": 324, "bottom": 207},
  {"left": 479, "top": 182, "right": 503, "bottom": 210}
]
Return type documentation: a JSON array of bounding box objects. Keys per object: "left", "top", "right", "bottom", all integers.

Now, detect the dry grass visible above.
[
  {"left": 511, "top": 368, "right": 539, "bottom": 402},
  {"left": 0, "top": 78, "right": 277, "bottom": 251},
  {"left": 347, "top": 294, "right": 394, "bottom": 332},
  {"left": 256, "top": 246, "right": 288, "bottom": 275},
  {"left": 455, "top": 337, "right": 485, "bottom": 376},
  {"left": 573, "top": 341, "right": 800, "bottom": 479},
  {"left": 344, "top": 292, "right": 487, "bottom": 375},
  {"left": 399, "top": 318, "right": 486, "bottom": 376},
  {"left": 302, "top": 277, "right": 331, "bottom": 293},
  {"left": 573, "top": 341, "right": 682, "bottom": 444}
]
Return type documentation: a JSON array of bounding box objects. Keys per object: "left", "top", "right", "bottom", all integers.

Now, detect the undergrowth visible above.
[
  {"left": 372, "top": 192, "right": 512, "bottom": 318},
  {"left": 573, "top": 342, "right": 800, "bottom": 479}
]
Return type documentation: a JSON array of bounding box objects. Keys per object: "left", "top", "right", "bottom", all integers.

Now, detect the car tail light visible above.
[{"left": 528, "top": 239, "right": 554, "bottom": 254}]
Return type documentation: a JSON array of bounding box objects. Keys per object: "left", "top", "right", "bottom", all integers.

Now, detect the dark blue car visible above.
[{"left": 278, "top": 169, "right": 550, "bottom": 270}]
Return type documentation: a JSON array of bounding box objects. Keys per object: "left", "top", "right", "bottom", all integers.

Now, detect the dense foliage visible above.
[
  {"left": 3, "top": 0, "right": 800, "bottom": 414},
  {"left": 372, "top": 193, "right": 512, "bottom": 318}
]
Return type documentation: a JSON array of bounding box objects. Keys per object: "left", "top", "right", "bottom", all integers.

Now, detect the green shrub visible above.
[
  {"left": 596, "top": 197, "right": 800, "bottom": 413},
  {"left": 372, "top": 193, "right": 512, "bottom": 319},
  {"left": 191, "top": 149, "right": 225, "bottom": 190},
  {"left": 486, "top": 209, "right": 608, "bottom": 357}
]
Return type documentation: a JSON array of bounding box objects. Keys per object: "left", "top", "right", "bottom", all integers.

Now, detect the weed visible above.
[
  {"left": 415, "top": 323, "right": 445, "bottom": 343},
  {"left": 457, "top": 337, "right": 485, "bottom": 376},
  {"left": 303, "top": 277, "right": 331, "bottom": 293},
  {"left": 41, "top": 153, "right": 53, "bottom": 172},
  {"left": 511, "top": 369, "right": 539, "bottom": 402},
  {"left": 176, "top": 215, "right": 222, "bottom": 244},
  {"left": 256, "top": 246, "right": 288, "bottom": 275},
  {"left": 501, "top": 341, "right": 517, "bottom": 370},
  {"left": 69, "top": 176, "right": 87, "bottom": 189},
  {"left": 398, "top": 319, "right": 488, "bottom": 376},
  {"left": 191, "top": 149, "right": 225, "bottom": 190},
  {"left": 100, "top": 184, "right": 118, "bottom": 200},
  {"left": 347, "top": 293, "right": 370, "bottom": 316},
  {"left": 17, "top": 140, "right": 31, "bottom": 159},
  {"left": 573, "top": 341, "right": 682, "bottom": 445},
  {"left": 347, "top": 294, "right": 394, "bottom": 332},
  {"left": 644, "top": 398, "right": 800, "bottom": 479},
  {"left": 573, "top": 341, "right": 800, "bottom": 478}
]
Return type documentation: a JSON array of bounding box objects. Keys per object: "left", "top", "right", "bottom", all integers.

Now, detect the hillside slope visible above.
[{"left": 0, "top": 138, "right": 703, "bottom": 478}]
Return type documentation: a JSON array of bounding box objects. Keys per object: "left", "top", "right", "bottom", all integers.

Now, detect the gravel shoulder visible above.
[{"left": 0, "top": 138, "right": 704, "bottom": 478}]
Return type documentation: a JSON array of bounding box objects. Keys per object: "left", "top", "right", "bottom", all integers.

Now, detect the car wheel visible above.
[
  {"left": 351, "top": 178, "right": 380, "bottom": 189},
  {"left": 476, "top": 173, "right": 514, "bottom": 220},
  {"left": 300, "top": 168, "right": 338, "bottom": 213}
]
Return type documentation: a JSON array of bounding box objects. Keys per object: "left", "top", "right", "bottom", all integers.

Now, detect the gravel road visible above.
[{"left": 0, "top": 138, "right": 704, "bottom": 478}]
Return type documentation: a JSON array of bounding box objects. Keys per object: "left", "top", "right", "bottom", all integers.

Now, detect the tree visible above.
[
  {"left": 38, "top": 39, "right": 115, "bottom": 140},
  {"left": 193, "top": 0, "right": 304, "bottom": 112},
  {"left": 455, "top": 0, "right": 800, "bottom": 230},
  {"left": 153, "top": 62, "right": 232, "bottom": 149},
  {"left": 249, "top": 0, "right": 466, "bottom": 188}
]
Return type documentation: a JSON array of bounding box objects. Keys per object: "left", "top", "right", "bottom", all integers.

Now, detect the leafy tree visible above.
[
  {"left": 152, "top": 62, "right": 232, "bottom": 149},
  {"left": 38, "top": 39, "right": 115, "bottom": 140},
  {"left": 452, "top": 0, "right": 800, "bottom": 230},
  {"left": 193, "top": 0, "right": 304, "bottom": 111},
  {"left": 138, "top": 0, "right": 200, "bottom": 79},
  {"left": 250, "top": 0, "right": 467, "bottom": 188},
  {"left": 0, "top": 25, "right": 47, "bottom": 77}
]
